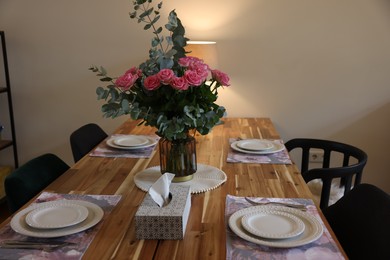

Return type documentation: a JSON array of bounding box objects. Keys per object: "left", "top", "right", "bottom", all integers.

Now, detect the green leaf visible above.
[
  {"left": 166, "top": 10, "right": 178, "bottom": 31},
  {"left": 100, "top": 77, "right": 112, "bottom": 82},
  {"left": 164, "top": 49, "right": 177, "bottom": 59},
  {"left": 96, "top": 87, "right": 108, "bottom": 100},
  {"left": 151, "top": 15, "right": 160, "bottom": 25},
  {"left": 158, "top": 56, "right": 174, "bottom": 69},
  {"left": 121, "top": 99, "right": 130, "bottom": 112},
  {"left": 154, "top": 27, "right": 162, "bottom": 34},
  {"left": 144, "top": 24, "right": 152, "bottom": 30},
  {"left": 139, "top": 8, "right": 153, "bottom": 19},
  {"left": 151, "top": 37, "right": 160, "bottom": 47},
  {"left": 99, "top": 66, "right": 107, "bottom": 76}
]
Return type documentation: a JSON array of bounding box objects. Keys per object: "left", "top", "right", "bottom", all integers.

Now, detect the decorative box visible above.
[{"left": 135, "top": 185, "right": 191, "bottom": 240}]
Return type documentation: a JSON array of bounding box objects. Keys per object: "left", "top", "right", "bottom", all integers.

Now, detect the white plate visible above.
[
  {"left": 229, "top": 206, "right": 323, "bottom": 248},
  {"left": 26, "top": 201, "right": 89, "bottom": 229},
  {"left": 106, "top": 136, "right": 157, "bottom": 150},
  {"left": 231, "top": 141, "right": 285, "bottom": 155},
  {"left": 236, "top": 139, "right": 274, "bottom": 151},
  {"left": 11, "top": 200, "right": 104, "bottom": 238},
  {"left": 113, "top": 135, "right": 148, "bottom": 147},
  {"left": 241, "top": 210, "right": 305, "bottom": 239}
]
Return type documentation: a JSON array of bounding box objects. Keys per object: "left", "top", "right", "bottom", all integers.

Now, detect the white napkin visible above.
[{"left": 148, "top": 172, "right": 175, "bottom": 207}]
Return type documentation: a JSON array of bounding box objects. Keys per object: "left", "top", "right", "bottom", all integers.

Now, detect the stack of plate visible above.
[
  {"left": 228, "top": 205, "right": 324, "bottom": 248},
  {"left": 10, "top": 200, "right": 104, "bottom": 238},
  {"left": 231, "top": 139, "right": 284, "bottom": 155},
  {"left": 106, "top": 135, "right": 157, "bottom": 150}
]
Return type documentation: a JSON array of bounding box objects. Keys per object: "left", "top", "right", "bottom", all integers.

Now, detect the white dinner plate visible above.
[
  {"left": 231, "top": 141, "right": 285, "bottom": 155},
  {"left": 11, "top": 200, "right": 104, "bottom": 238},
  {"left": 229, "top": 206, "right": 323, "bottom": 248},
  {"left": 106, "top": 136, "right": 157, "bottom": 150},
  {"left": 26, "top": 201, "right": 89, "bottom": 229},
  {"left": 113, "top": 135, "right": 149, "bottom": 147},
  {"left": 241, "top": 210, "right": 305, "bottom": 239},
  {"left": 236, "top": 139, "right": 274, "bottom": 151}
]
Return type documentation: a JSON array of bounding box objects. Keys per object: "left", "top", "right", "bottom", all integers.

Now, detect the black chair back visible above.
[
  {"left": 285, "top": 138, "right": 367, "bottom": 209},
  {"left": 70, "top": 123, "right": 108, "bottom": 162},
  {"left": 323, "top": 183, "right": 390, "bottom": 259}
]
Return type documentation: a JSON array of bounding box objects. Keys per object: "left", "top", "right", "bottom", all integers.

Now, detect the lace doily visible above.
[{"left": 134, "top": 164, "right": 227, "bottom": 194}]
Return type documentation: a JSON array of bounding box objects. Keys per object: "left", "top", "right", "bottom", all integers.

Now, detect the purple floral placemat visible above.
[
  {"left": 89, "top": 134, "right": 159, "bottom": 158},
  {"left": 225, "top": 195, "right": 345, "bottom": 259},
  {"left": 0, "top": 192, "right": 121, "bottom": 260},
  {"left": 227, "top": 138, "right": 292, "bottom": 164}
]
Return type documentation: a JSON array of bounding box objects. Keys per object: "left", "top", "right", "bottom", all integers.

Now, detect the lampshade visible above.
[{"left": 185, "top": 41, "right": 218, "bottom": 69}]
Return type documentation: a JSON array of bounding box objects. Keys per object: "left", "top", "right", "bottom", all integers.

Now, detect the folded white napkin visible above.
[{"left": 148, "top": 172, "right": 175, "bottom": 207}]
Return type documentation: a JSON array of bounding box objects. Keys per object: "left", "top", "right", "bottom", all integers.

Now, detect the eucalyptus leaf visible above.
[{"left": 144, "top": 24, "right": 152, "bottom": 30}]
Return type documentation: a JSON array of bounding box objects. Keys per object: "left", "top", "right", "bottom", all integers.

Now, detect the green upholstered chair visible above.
[{"left": 4, "top": 153, "right": 69, "bottom": 213}]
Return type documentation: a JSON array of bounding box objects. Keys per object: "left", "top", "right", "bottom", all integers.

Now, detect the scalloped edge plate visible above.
[
  {"left": 113, "top": 135, "right": 149, "bottom": 147},
  {"left": 11, "top": 200, "right": 104, "bottom": 238},
  {"left": 231, "top": 141, "right": 285, "bottom": 155},
  {"left": 236, "top": 139, "right": 274, "bottom": 151},
  {"left": 241, "top": 210, "right": 305, "bottom": 239},
  {"left": 26, "top": 201, "right": 89, "bottom": 229},
  {"left": 229, "top": 206, "right": 323, "bottom": 248},
  {"left": 106, "top": 136, "right": 157, "bottom": 150}
]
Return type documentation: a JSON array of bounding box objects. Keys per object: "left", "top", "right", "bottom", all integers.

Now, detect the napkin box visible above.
[{"left": 135, "top": 185, "right": 191, "bottom": 240}]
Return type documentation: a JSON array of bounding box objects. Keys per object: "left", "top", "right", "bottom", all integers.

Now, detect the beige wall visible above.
[{"left": 1, "top": 0, "right": 390, "bottom": 192}]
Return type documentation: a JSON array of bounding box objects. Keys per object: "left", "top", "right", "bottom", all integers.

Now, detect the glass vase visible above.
[{"left": 159, "top": 135, "right": 197, "bottom": 182}]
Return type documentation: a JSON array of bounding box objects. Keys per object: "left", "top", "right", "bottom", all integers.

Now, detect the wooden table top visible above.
[{"left": 1, "top": 118, "right": 344, "bottom": 259}]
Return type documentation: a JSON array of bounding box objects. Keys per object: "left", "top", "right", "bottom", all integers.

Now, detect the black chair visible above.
[
  {"left": 323, "top": 183, "right": 390, "bottom": 259},
  {"left": 70, "top": 123, "right": 108, "bottom": 162},
  {"left": 285, "top": 138, "right": 367, "bottom": 209},
  {"left": 4, "top": 153, "right": 69, "bottom": 213}
]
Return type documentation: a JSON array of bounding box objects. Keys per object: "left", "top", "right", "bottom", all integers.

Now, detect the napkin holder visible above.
[{"left": 135, "top": 185, "right": 191, "bottom": 240}]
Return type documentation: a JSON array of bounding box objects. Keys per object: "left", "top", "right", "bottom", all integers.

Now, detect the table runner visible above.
[
  {"left": 225, "top": 195, "right": 345, "bottom": 259},
  {"left": 0, "top": 192, "right": 121, "bottom": 260},
  {"left": 89, "top": 134, "right": 159, "bottom": 158},
  {"left": 227, "top": 138, "right": 292, "bottom": 164}
]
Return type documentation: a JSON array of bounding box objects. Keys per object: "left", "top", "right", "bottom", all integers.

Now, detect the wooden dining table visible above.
[{"left": 0, "top": 117, "right": 345, "bottom": 259}]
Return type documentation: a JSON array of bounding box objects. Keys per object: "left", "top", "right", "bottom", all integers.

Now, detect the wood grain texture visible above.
[{"left": 0, "top": 118, "right": 344, "bottom": 259}]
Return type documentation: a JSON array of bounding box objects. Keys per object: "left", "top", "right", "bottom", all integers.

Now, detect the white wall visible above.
[{"left": 1, "top": 0, "right": 390, "bottom": 192}]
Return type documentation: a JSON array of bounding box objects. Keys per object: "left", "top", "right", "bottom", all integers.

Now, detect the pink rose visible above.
[
  {"left": 157, "top": 69, "right": 174, "bottom": 85},
  {"left": 191, "top": 63, "right": 209, "bottom": 81},
  {"left": 178, "top": 57, "right": 192, "bottom": 67},
  {"left": 184, "top": 70, "right": 204, "bottom": 86},
  {"left": 125, "top": 67, "right": 142, "bottom": 77},
  {"left": 115, "top": 73, "right": 138, "bottom": 91},
  {"left": 178, "top": 56, "right": 202, "bottom": 67},
  {"left": 171, "top": 76, "right": 189, "bottom": 90},
  {"left": 143, "top": 75, "right": 161, "bottom": 90},
  {"left": 211, "top": 69, "right": 230, "bottom": 86}
]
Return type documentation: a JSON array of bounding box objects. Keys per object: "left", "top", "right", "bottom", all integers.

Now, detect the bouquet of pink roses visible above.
[{"left": 90, "top": 0, "right": 230, "bottom": 141}]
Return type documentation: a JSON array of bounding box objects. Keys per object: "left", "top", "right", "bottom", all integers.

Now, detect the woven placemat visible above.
[{"left": 134, "top": 164, "right": 227, "bottom": 194}]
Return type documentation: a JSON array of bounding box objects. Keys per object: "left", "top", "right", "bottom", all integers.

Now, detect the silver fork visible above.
[
  {"left": 245, "top": 197, "right": 307, "bottom": 211},
  {"left": 0, "top": 240, "right": 75, "bottom": 251}
]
